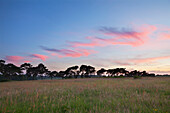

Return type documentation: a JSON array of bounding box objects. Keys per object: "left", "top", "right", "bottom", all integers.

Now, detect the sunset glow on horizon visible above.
[{"left": 1, "top": 0, "right": 170, "bottom": 74}]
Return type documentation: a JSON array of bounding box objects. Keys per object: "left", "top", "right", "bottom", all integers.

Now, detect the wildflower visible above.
[
  {"left": 153, "top": 109, "right": 158, "bottom": 111},
  {"left": 44, "top": 96, "right": 48, "bottom": 99}
]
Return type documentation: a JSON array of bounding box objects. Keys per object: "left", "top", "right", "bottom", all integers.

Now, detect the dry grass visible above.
[{"left": 0, "top": 77, "right": 170, "bottom": 113}]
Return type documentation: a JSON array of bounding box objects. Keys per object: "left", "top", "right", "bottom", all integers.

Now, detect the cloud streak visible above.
[
  {"left": 5, "top": 56, "right": 31, "bottom": 64},
  {"left": 149, "top": 70, "right": 170, "bottom": 74},
  {"left": 5, "top": 53, "right": 48, "bottom": 64},
  {"left": 111, "top": 55, "right": 170, "bottom": 66},
  {"left": 30, "top": 54, "right": 48, "bottom": 61},
  {"left": 68, "top": 36, "right": 105, "bottom": 47},
  {"left": 68, "top": 24, "right": 157, "bottom": 48},
  {"left": 40, "top": 46, "right": 96, "bottom": 58},
  {"left": 158, "top": 33, "right": 170, "bottom": 39},
  {"left": 129, "top": 56, "right": 170, "bottom": 64}
]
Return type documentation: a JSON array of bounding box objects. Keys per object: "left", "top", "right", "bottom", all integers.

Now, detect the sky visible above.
[{"left": 0, "top": 0, "right": 170, "bottom": 74}]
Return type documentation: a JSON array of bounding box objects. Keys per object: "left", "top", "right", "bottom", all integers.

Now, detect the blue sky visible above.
[{"left": 1, "top": 0, "right": 170, "bottom": 74}]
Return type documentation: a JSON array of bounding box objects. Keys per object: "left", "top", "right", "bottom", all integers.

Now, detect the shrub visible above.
[{"left": 133, "top": 75, "right": 141, "bottom": 79}]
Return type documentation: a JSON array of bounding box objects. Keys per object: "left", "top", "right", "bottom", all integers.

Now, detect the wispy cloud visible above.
[
  {"left": 111, "top": 55, "right": 170, "bottom": 66},
  {"left": 30, "top": 54, "right": 48, "bottom": 61},
  {"left": 5, "top": 56, "right": 31, "bottom": 64},
  {"left": 95, "top": 55, "right": 170, "bottom": 67},
  {"left": 68, "top": 36, "right": 106, "bottom": 47},
  {"left": 99, "top": 26, "right": 144, "bottom": 42},
  {"left": 68, "top": 24, "right": 157, "bottom": 48},
  {"left": 149, "top": 70, "right": 170, "bottom": 74},
  {"left": 99, "top": 24, "right": 157, "bottom": 46},
  {"left": 160, "top": 33, "right": 170, "bottom": 39},
  {"left": 155, "top": 26, "right": 170, "bottom": 40},
  {"left": 129, "top": 56, "right": 170, "bottom": 64},
  {"left": 5, "top": 54, "right": 48, "bottom": 64},
  {"left": 40, "top": 46, "right": 96, "bottom": 58},
  {"left": 112, "top": 61, "right": 131, "bottom": 66},
  {"left": 158, "top": 32, "right": 170, "bottom": 40}
]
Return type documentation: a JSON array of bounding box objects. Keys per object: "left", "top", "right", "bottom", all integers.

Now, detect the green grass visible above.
[{"left": 0, "top": 77, "right": 170, "bottom": 113}]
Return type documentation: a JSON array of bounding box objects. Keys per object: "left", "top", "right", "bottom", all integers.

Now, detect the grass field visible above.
[{"left": 0, "top": 77, "right": 170, "bottom": 113}]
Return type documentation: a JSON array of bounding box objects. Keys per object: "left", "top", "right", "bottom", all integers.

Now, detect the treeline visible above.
[{"left": 0, "top": 59, "right": 167, "bottom": 81}]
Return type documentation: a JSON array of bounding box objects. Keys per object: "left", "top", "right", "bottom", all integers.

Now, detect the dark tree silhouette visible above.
[
  {"left": 27, "top": 67, "right": 39, "bottom": 79},
  {"left": 113, "top": 68, "right": 121, "bottom": 76},
  {"left": 0, "top": 59, "right": 160, "bottom": 81},
  {"left": 65, "top": 66, "right": 79, "bottom": 78},
  {"left": 49, "top": 71, "right": 58, "bottom": 79},
  {"left": 5, "top": 63, "right": 22, "bottom": 78},
  {"left": 118, "top": 68, "right": 128, "bottom": 76},
  {"left": 0, "top": 60, "right": 6, "bottom": 75},
  {"left": 129, "top": 70, "right": 140, "bottom": 77},
  {"left": 79, "top": 65, "right": 95, "bottom": 78},
  {"left": 20, "top": 63, "right": 32, "bottom": 77},
  {"left": 59, "top": 71, "right": 66, "bottom": 78},
  {"left": 140, "top": 71, "right": 148, "bottom": 76},
  {"left": 37, "top": 63, "right": 48, "bottom": 75},
  {"left": 80, "top": 65, "right": 88, "bottom": 78},
  {"left": 106, "top": 69, "right": 116, "bottom": 77},
  {"left": 97, "top": 68, "right": 106, "bottom": 76},
  {"left": 26, "top": 63, "right": 48, "bottom": 79},
  {"left": 86, "top": 65, "right": 95, "bottom": 77},
  {"left": 106, "top": 68, "right": 129, "bottom": 77}
]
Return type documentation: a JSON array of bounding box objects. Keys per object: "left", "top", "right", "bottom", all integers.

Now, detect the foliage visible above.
[
  {"left": 133, "top": 75, "right": 142, "bottom": 79},
  {"left": 0, "top": 59, "right": 166, "bottom": 81}
]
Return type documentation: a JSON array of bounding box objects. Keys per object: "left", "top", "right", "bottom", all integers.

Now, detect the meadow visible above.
[{"left": 0, "top": 77, "right": 169, "bottom": 113}]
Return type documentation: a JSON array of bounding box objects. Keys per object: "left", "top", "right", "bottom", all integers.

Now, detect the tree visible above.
[
  {"left": 20, "top": 63, "right": 32, "bottom": 76},
  {"left": 0, "top": 60, "right": 5, "bottom": 75},
  {"left": 129, "top": 70, "right": 140, "bottom": 77},
  {"left": 59, "top": 71, "right": 66, "bottom": 78},
  {"left": 113, "top": 68, "right": 121, "bottom": 76},
  {"left": 118, "top": 68, "right": 128, "bottom": 76},
  {"left": 26, "top": 63, "right": 48, "bottom": 79},
  {"left": 140, "top": 71, "right": 148, "bottom": 76},
  {"left": 37, "top": 63, "right": 48, "bottom": 75},
  {"left": 86, "top": 65, "right": 95, "bottom": 77},
  {"left": 65, "top": 66, "right": 79, "bottom": 78},
  {"left": 97, "top": 68, "right": 106, "bottom": 76},
  {"left": 49, "top": 71, "right": 58, "bottom": 80},
  {"left": 5, "top": 63, "right": 22, "bottom": 77},
  {"left": 27, "top": 67, "right": 39, "bottom": 79},
  {"left": 106, "top": 69, "right": 116, "bottom": 77},
  {"left": 80, "top": 65, "right": 88, "bottom": 78},
  {"left": 79, "top": 65, "right": 95, "bottom": 78}
]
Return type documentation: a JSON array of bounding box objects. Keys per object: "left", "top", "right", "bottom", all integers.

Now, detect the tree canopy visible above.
[{"left": 0, "top": 59, "right": 161, "bottom": 81}]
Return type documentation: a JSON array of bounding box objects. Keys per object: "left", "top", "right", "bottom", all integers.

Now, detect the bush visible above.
[
  {"left": 0, "top": 79, "right": 11, "bottom": 82},
  {"left": 133, "top": 75, "right": 141, "bottom": 79}
]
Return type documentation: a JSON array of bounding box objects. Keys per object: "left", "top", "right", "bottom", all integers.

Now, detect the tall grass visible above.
[{"left": 0, "top": 77, "right": 169, "bottom": 113}]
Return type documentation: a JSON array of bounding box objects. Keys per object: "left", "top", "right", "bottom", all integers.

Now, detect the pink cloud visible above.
[
  {"left": 158, "top": 32, "right": 170, "bottom": 39},
  {"left": 75, "top": 48, "right": 97, "bottom": 56},
  {"left": 5, "top": 56, "right": 33, "bottom": 64},
  {"left": 129, "top": 56, "right": 170, "bottom": 64},
  {"left": 104, "top": 55, "right": 170, "bottom": 66},
  {"left": 68, "top": 24, "right": 157, "bottom": 48},
  {"left": 68, "top": 36, "right": 105, "bottom": 47},
  {"left": 30, "top": 54, "right": 48, "bottom": 61},
  {"left": 149, "top": 70, "right": 170, "bottom": 74},
  {"left": 100, "top": 24, "right": 157, "bottom": 46},
  {"left": 24, "top": 60, "right": 31, "bottom": 63},
  {"left": 59, "top": 49, "right": 83, "bottom": 58},
  {"left": 5, "top": 56, "right": 24, "bottom": 64},
  {"left": 56, "top": 49, "right": 96, "bottom": 58},
  {"left": 156, "top": 26, "right": 170, "bottom": 40},
  {"left": 112, "top": 61, "right": 131, "bottom": 66},
  {"left": 41, "top": 46, "right": 96, "bottom": 58},
  {"left": 69, "top": 41, "right": 100, "bottom": 47}
]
